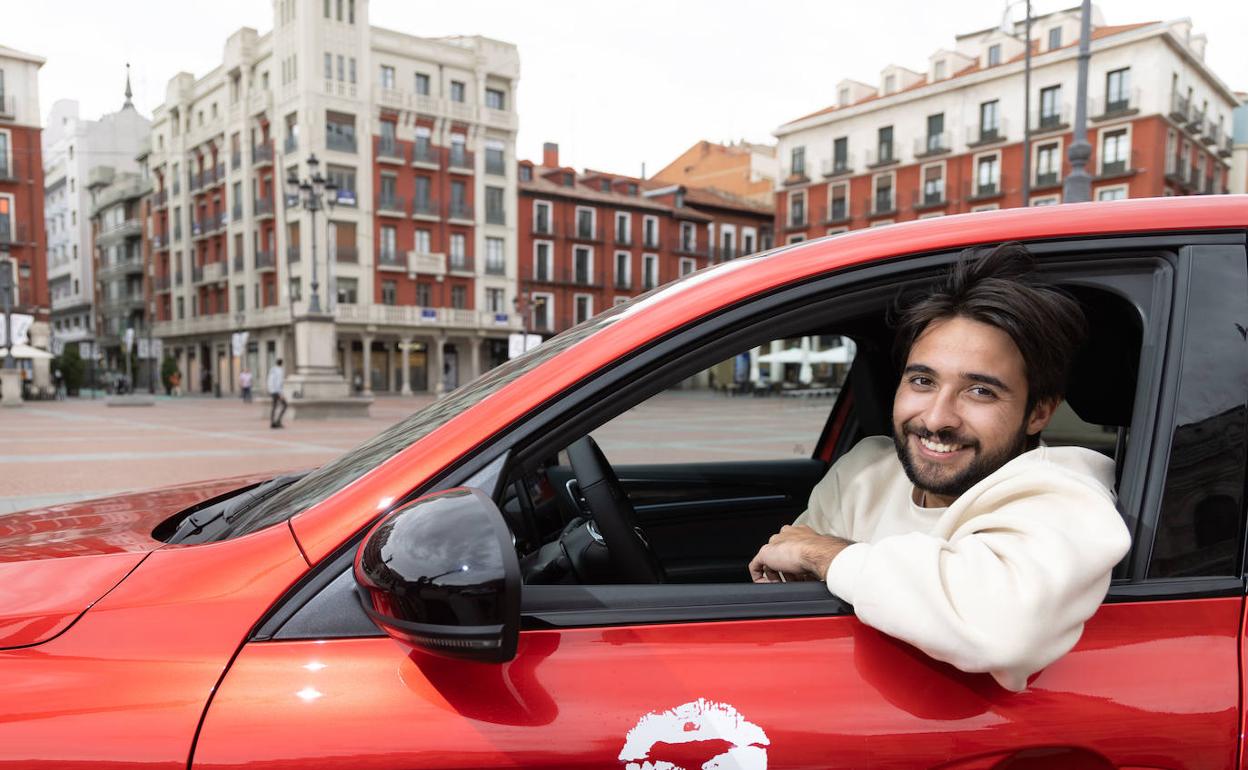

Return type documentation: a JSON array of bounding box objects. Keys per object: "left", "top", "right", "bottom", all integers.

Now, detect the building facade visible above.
[
  {"left": 43, "top": 87, "right": 151, "bottom": 357},
  {"left": 146, "top": 0, "right": 521, "bottom": 397},
  {"left": 773, "top": 9, "right": 1240, "bottom": 243},
  {"left": 649, "top": 140, "right": 778, "bottom": 206},
  {"left": 517, "top": 142, "right": 773, "bottom": 336},
  {"left": 88, "top": 168, "right": 151, "bottom": 385},
  {"left": 1232, "top": 94, "right": 1247, "bottom": 195},
  {"left": 0, "top": 44, "right": 50, "bottom": 388}
]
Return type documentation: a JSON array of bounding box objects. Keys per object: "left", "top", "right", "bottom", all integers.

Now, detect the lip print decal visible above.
[{"left": 618, "top": 698, "right": 770, "bottom": 770}]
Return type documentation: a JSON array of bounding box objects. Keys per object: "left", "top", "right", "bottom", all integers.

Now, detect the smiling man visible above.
[{"left": 748, "top": 243, "right": 1131, "bottom": 691}]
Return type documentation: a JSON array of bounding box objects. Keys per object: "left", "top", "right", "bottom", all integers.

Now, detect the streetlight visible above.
[
  {"left": 999, "top": 0, "right": 1033, "bottom": 205},
  {"left": 0, "top": 257, "right": 13, "bottom": 370},
  {"left": 285, "top": 154, "right": 337, "bottom": 314}
]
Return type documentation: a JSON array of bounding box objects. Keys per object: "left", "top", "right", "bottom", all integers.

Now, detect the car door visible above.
[{"left": 191, "top": 241, "right": 1246, "bottom": 769}]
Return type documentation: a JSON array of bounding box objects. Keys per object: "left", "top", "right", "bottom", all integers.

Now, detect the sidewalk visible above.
[{"left": 0, "top": 394, "right": 435, "bottom": 513}]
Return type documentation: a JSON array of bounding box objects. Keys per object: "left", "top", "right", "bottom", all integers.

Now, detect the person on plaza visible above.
[
  {"left": 53, "top": 367, "right": 65, "bottom": 401},
  {"left": 169, "top": 369, "right": 182, "bottom": 397},
  {"left": 239, "top": 368, "right": 253, "bottom": 403},
  {"left": 267, "top": 358, "right": 287, "bottom": 428},
  {"left": 748, "top": 243, "right": 1131, "bottom": 692}
]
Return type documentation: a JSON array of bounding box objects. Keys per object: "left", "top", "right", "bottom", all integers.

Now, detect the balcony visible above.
[
  {"left": 642, "top": 234, "right": 662, "bottom": 250},
  {"left": 151, "top": 234, "right": 168, "bottom": 251},
  {"left": 614, "top": 275, "right": 632, "bottom": 290},
  {"left": 864, "top": 146, "right": 898, "bottom": 169},
  {"left": 232, "top": 204, "right": 243, "bottom": 222},
  {"left": 914, "top": 133, "right": 951, "bottom": 158},
  {"left": 1096, "top": 149, "right": 1139, "bottom": 180},
  {"left": 334, "top": 245, "right": 359, "bottom": 263},
  {"left": 486, "top": 208, "right": 507, "bottom": 226},
  {"left": 411, "top": 197, "right": 440, "bottom": 219},
  {"left": 233, "top": 253, "right": 244, "bottom": 272},
  {"left": 1219, "top": 135, "right": 1233, "bottom": 158},
  {"left": 153, "top": 190, "right": 168, "bottom": 209},
  {"left": 447, "top": 255, "right": 474, "bottom": 274},
  {"left": 191, "top": 220, "right": 205, "bottom": 240},
  {"left": 377, "top": 249, "right": 405, "bottom": 270},
  {"left": 528, "top": 266, "right": 602, "bottom": 288},
  {"left": 967, "top": 120, "right": 1009, "bottom": 147},
  {"left": 254, "top": 196, "right": 275, "bottom": 218},
  {"left": 411, "top": 143, "right": 439, "bottom": 167},
  {"left": 783, "top": 165, "right": 809, "bottom": 185},
  {"left": 1034, "top": 170, "right": 1060, "bottom": 189},
  {"left": 448, "top": 203, "right": 474, "bottom": 223},
  {"left": 1186, "top": 109, "right": 1205, "bottom": 135},
  {"left": 377, "top": 138, "right": 406, "bottom": 164},
  {"left": 97, "top": 257, "right": 144, "bottom": 281},
  {"left": 484, "top": 258, "right": 506, "bottom": 276},
  {"left": 255, "top": 250, "right": 275, "bottom": 271},
  {"left": 327, "top": 132, "right": 357, "bottom": 153},
  {"left": 821, "top": 158, "right": 853, "bottom": 177},
  {"left": 153, "top": 275, "right": 172, "bottom": 293},
  {"left": 0, "top": 95, "right": 15, "bottom": 120},
  {"left": 203, "top": 261, "right": 226, "bottom": 283},
  {"left": 252, "top": 144, "right": 274, "bottom": 166},
  {"left": 1201, "top": 121, "right": 1219, "bottom": 147},
  {"left": 614, "top": 231, "right": 632, "bottom": 247},
  {"left": 286, "top": 245, "right": 301, "bottom": 263},
  {"left": 1031, "top": 105, "right": 1070, "bottom": 133},
  {"left": 823, "top": 200, "right": 850, "bottom": 224},
  {"left": 208, "top": 212, "right": 227, "bottom": 233},
  {"left": 1091, "top": 89, "right": 1140, "bottom": 121},
  {"left": 675, "top": 240, "right": 709, "bottom": 258},
  {"left": 377, "top": 194, "right": 406, "bottom": 217},
  {"left": 912, "top": 187, "right": 946, "bottom": 211},
  {"left": 967, "top": 181, "right": 1002, "bottom": 202},
  {"left": 868, "top": 193, "right": 896, "bottom": 218},
  {"left": 231, "top": 150, "right": 241, "bottom": 170},
  {"left": 448, "top": 149, "right": 474, "bottom": 172},
  {"left": 485, "top": 154, "right": 506, "bottom": 176}
]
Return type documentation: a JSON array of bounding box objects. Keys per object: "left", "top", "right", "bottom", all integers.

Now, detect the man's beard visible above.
[{"left": 893, "top": 420, "right": 1030, "bottom": 501}]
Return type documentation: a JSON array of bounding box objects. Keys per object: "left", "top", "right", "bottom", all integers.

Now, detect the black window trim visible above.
[{"left": 252, "top": 230, "right": 1247, "bottom": 641}]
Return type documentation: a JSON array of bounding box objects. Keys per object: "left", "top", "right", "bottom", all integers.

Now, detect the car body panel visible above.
[
  {"left": 0, "top": 551, "right": 145, "bottom": 648},
  {"left": 290, "top": 197, "right": 1248, "bottom": 565},
  {"left": 194, "top": 597, "right": 1240, "bottom": 769},
  {"left": 0, "top": 522, "right": 308, "bottom": 769}
]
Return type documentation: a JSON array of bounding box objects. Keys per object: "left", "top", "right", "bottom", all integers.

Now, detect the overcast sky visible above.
[{"left": 10, "top": 1, "right": 1247, "bottom": 175}]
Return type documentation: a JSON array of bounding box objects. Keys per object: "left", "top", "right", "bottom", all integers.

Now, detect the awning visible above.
[{"left": 0, "top": 344, "right": 54, "bottom": 360}]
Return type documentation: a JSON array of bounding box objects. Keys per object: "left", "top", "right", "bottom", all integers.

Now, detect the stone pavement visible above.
[{"left": 0, "top": 390, "right": 833, "bottom": 514}]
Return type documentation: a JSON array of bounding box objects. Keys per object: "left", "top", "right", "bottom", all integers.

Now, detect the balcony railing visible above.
[
  {"left": 1169, "top": 92, "right": 1190, "bottom": 122},
  {"left": 447, "top": 255, "right": 474, "bottom": 273},
  {"left": 327, "top": 133, "right": 357, "bottom": 153},
  {"left": 377, "top": 139, "right": 406, "bottom": 162},
  {"left": 1032, "top": 105, "right": 1070, "bottom": 132},
  {"left": 486, "top": 208, "right": 506, "bottom": 226},
  {"left": 485, "top": 155, "right": 506, "bottom": 176},
  {"left": 821, "top": 157, "right": 852, "bottom": 177},
  {"left": 864, "top": 146, "right": 897, "bottom": 168},
  {"left": 286, "top": 245, "right": 301, "bottom": 263},
  {"left": 448, "top": 149, "right": 474, "bottom": 171},
  {"left": 528, "top": 266, "right": 603, "bottom": 288},
  {"left": 252, "top": 144, "right": 274, "bottom": 165},
  {"left": 1096, "top": 148, "right": 1139, "bottom": 179},
  {"left": 233, "top": 254, "right": 244, "bottom": 272},
  {"left": 1034, "top": 170, "right": 1060, "bottom": 188},
  {"left": 255, "top": 250, "right": 275, "bottom": 270},
  {"left": 912, "top": 187, "right": 946, "bottom": 210},
  {"left": 334, "top": 245, "right": 359, "bottom": 263},
  {"left": 448, "top": 203, "right": 474, "bottom": 221},
  {"left": 254, "top": 197, "right": 275, "bottom": 217},
  {"left": 914, "top": 133, "right": 951, "bottom": 157},
  {"left": 824, "top": 200, "right": 850, "bottom": 223},
  {"left": 377, "top": 249, "right": 404, "bottom": 268},
  {"left": 153, "top": 275, "right": 172, "bottom": 292},
  {"left": 968, "top": 119, "right": 1009, "bottom": 146},
  {"left": 411, "top": 198, "right": 439, "bottom": 218},
  {"left": 411, "top": 143, "right": 438, "bottom": 165},
  {"left": 0, "top": 95, "right": 15, "bottom": 120},
  {"left": 153, "top": 190, "right": 168, "bottom": 208},
  {"left": 614, "top": 275, "right": 632, "bottom": 290},
  {"left": 642, "top": 233, "right": 662, "bottom": 249},
  {"left": 484, "top": 259, "right": 506, "bottom": 276},
  {"left": 968, "top": 181, "right": 1001, "bottom": 200},
  {"left": 378, "top": 194, "right": 406, "bottom": 214},
  {"left": 870, "top": 193, "right": 896, "bottom": 216},
  {"left": 1202, "top": 121, "right": 1220, "bottom": 147},
  {"left": 1091, "top": 89, "right": 1140, "bottom": 120}
]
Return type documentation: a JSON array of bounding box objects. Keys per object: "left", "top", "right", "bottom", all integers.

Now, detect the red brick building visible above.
[
  {"left": 517, "top": 143, "right": 773, "bottom": 335},
  {"left": 773, "top": 11, "right": 1239, "bottom": 242},
  {"left": 0, "top": 44, "right": 49, "bottom": 381}
]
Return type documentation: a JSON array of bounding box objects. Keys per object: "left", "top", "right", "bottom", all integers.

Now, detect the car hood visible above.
[{"left": 0, "top": 473, "right": 269, "bottom": 649}]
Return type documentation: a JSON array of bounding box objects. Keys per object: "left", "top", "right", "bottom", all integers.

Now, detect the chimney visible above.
[{"left": 542, "top": 142, "right": 560, "bottom": 168}]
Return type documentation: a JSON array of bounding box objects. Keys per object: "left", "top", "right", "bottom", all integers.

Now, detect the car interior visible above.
[{"left": 499, "top": 278, "right": 1143, "bottom": 589}]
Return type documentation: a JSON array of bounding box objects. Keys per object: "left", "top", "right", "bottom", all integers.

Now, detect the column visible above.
[
  {"left": 430, "top": 333, "right": 446, "bottom": 396},
  {"left": 466, "top": 336, "right": 482, "bottom": 383},
  {"left": 361, "top": 334, "right": 374, "bottom": 397},
  {"left": 343, "top": 340, "right": 354, "bottom": 394},
  {"left": 399, "top": 337, "right": 412, "bottom": 395}
]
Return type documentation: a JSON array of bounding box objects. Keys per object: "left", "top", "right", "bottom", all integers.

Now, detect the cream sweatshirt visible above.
[{"left": 795, "top": 436, "right": 1131, "bottom": 691}]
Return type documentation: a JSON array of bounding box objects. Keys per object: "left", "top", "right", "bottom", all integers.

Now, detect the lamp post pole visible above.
[
  {"left": 1064, "top": 0, "right": 1094, "bottom": 203},
  {"left": 285, "top": 154, "right": 337, "bottom": 315},
  {"left": 0, "top": 258, "right": 13, "bottom": 370},
  {"left": 1001, "top": 0, "right": 1033, "bottom": 205}
]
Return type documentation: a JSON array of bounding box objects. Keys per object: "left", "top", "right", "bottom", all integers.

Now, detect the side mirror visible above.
[{"left": 354, "top": 487, "right": 520, "bottom": 663}]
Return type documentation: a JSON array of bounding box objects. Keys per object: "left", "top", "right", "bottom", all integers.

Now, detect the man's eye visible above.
[
  {"left": 969, "top": 386, "right": 997, "bottom": 398},
  {"left": 909, "top": 376, "right": 934, "bottom": 387}
]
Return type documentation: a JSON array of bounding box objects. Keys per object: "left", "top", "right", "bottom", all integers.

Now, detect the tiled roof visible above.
[
  {"left": 520, "top": 165, "right": 692, "bottom": 215},
  {"left": 779, "top": 22, "right": 1157, "bottom": 129}
]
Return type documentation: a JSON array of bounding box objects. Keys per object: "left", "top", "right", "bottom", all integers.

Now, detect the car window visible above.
[
  {"left": 1148, "top": 250, "right": 1248, "bottom": 578},
  {"left": 593, "top": 335, "right": 856, "bottom": 464}
]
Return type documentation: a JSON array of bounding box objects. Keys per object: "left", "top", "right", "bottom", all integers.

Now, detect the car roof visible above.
[{"left": 292, "top": 196, "right": 1248, "bottom": 561}]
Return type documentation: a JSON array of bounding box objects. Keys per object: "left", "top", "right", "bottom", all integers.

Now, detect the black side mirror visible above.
[{"left": 354, "top": 487, "right": 520, "bottom": 663}]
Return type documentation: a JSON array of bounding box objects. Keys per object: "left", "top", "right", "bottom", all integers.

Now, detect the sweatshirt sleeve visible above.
[{"left": 824, "top": 468, "right": 1130, "bottom": 691}]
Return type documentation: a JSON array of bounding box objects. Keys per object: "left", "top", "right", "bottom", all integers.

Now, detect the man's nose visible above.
[{"left": 921, "top": 387, "right": 962, "bottom": 433}]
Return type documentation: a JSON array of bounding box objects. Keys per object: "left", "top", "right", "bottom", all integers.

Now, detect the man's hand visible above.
[{"left": 749, "top": 525, "right": 854, "bottom": 583}]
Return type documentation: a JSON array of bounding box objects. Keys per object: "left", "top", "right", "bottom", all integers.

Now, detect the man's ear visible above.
[{"left": 1026, "top": 397, "right": 1061, "bottom": 436}]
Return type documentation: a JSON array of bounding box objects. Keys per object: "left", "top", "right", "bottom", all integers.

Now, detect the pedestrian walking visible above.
[
  {"left": 267, "top": 358, "right": 287, "bottom": 428},
  {"left": 53, "top": 367, "right": 65, "bottom": 401},
  {"left": 239, "top": 368, "right": 253, "bottom": 403}
]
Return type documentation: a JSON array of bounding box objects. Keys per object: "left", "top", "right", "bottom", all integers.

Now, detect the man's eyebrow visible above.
[
  {"left": 964, "top": 372, "right": 1011, "bottom": 392},
  {"left": 903, "top": 364, "right": 936, "bottom": 376}
]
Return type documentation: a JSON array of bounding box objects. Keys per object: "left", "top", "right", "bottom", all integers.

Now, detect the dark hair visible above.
[{"left": 892, "top": 242, "right": 1087, "bottom": 414}]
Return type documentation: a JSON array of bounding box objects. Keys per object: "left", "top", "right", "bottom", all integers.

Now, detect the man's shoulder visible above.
[
  {"left": 830, "top": 435, "right": 902, "bottom": 481},
  {"left": 1008, "top": 444, "right": 1116, "bottom": 497}
]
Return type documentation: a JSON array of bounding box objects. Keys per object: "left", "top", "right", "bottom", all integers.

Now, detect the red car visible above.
[{"left": 3, "top": 196, "right": 1247, "bottom": 769}]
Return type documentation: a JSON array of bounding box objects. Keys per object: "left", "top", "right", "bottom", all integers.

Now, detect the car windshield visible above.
[{"left": 212, "top": 304, "right": 632, "bottom": 540}]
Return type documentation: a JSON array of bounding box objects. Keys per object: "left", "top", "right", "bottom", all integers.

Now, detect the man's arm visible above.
[{"left": 748, "top": 525, "right": 855, "bottom": 583}]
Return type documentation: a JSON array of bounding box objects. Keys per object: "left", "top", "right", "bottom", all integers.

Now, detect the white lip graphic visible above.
[{"left": 618, "top": 698, "right": 769, "bottom": 770}]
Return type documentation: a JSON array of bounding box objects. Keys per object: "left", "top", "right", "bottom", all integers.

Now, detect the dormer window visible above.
[
  {"left": 838, "top": 86, "right": 850, "bottom": 106},
  {"left": 562, "top": 172, "right": 574, "bottom": 187},
  {"left": 933, "top": 60, "right": 946, "bottom": 80},
  {"left": 988, "top": 44, "right": 1002, "bottom": 66},
  {"left": 1048, "top": 28, "right": 1062, "bottom": 49},
  {"left": 883, "top": 74, "right": 896, "bottom": 94}
]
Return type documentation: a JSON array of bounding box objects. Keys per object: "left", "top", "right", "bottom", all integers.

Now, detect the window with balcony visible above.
[
  {"left": 486, "top": 88, "right": 506, "bottom": 110},
  {"left": 789, "top": 190, "right": 806, "bottom": 227},
  {"left": 873, "top": 173, "right": 894, "bottom": 214},
  {"left": 1106, "top": 68, "right": 1130, "bottom": 113},
  {"left": 1035, "top": 142, "right": 1060, "bottom": 187},
  {"left": 721, "top": 229, "right": 735, "bottom": 261},
  {"left": 832, "top": 136, "right": 848, "bottom": 173},
  {"left": 1100, "top": 128, "right": 1128, "bottom": 175},
  {"left": 380, "top": 65, "right": 395, "bottom": 89},
  {"left": 1096, "top": 185, "right": 1127, "bottom": 201},
  {"left": 680, "top": 221, "right": 696, "bottom": 252},
  {"left": 575, "top": 206, "right": 595, "bottom": 239},
  {"left": 379, "top": 120, "right": 397, "bottom": 156},
  {"left": 534, "top": 241, "right": 552, "bottom": 281},
  {"left": 828, "top": 182, "right": 848, "bottom": 221},
  {"left": 643, "top": 216, "right": 659, "bottom": 249},
  {"left": 485, "top": 237, "right": 505, "bottom": 275},
  {"left": 414, "top": 228, "right": 431, "bottom": 254},
  {"left": 1038, "top": 85, "right": 1061, "bottom": 129},
  {"left": 326, "top": 112, "right": 356, "bottom": 153},
  {"left": 979, "top": 100, "right": 1000, "bottom": 141},
  {"left": 449, "top": 233, "right": 467, "bottom": 269},
  {"left": 450, "top": 80, "right": 466, "bottom": 103},
  {"left": 417, "top": 283, "right": 431, "bottom": 307},
  {"left": 327, "top": 165, "right": 356, "bottom": 205},
  {"left": 449, "top": 135, "right": 468, "bottom": 168},
  {"left": 642, "top": 254, "right": 658, "bottom": 290},
  {"left": 486, "top": 186, "right": 506, "bottom": 225},
  {"left": 381, "top": 280, "right": 396, "bottom": 306},
  {"left": 450, "top": 180, "right": 468, "bottom": 219},
  {"left": 614, "top": 251, "right": 631, "bottom": 289},
  {"left": 379, "top": 225, "right": 397, "bottom": 265},
  {"left": 451, "top": 285, "right": 466, "bottom": 309},
  {"left": 615, "top": 211, "right": 630, "bottom": 244},
  {"left": 921, "top": 164, "right": 943, "bottom": 205},
  {"left": 925, "top": 113, "right": 944, "bottom": 153},
  {"left": 533, "top": 201, "right": 552, "bottom": 234},
  {"left": 573, "top": 246, "right": 593, "bottom": 285},
  {"left": 976, "top": 155, "right": 1000, "bottom": 196},
  {"left": 379, "top": 174, "right": 398, "bottom": 211},
  {"left": 876, "top": 126, "right": 894, "bottom": 163},
  {"left": 790, "top": 146, "right": 805, "bottom": 178},
  {"left": 336, "top": 54, "right": 344, "bottom": 82},
  {"left": 415, "top": 72, "right": 430, "bottom": 96},
  {"left": 574, "top": 294, "right": 593, "bottom": 324},
  {"left": 485, "top": 140, "right": 505, "bottom": 175},
  {"left": 486, "top": 287, "right": 504, "bottom": 313},
  {"left": 337, "top": 277, "right": 358, "bottom": 305},
  {"left": 531, "top": 294, "right": 551, "bottom": 331}
]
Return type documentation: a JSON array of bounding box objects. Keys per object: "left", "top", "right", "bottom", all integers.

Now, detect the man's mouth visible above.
[{"left": 917, "top": 435, "right": 967, "bottom": 454}]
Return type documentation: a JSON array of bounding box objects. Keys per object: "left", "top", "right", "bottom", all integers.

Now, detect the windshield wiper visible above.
[{"left": 165, "top": 473, "right": 306, "bottom": 544}]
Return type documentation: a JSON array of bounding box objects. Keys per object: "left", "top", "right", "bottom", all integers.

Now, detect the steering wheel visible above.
[{"left": 565, "top": 436, "right": 665, "bottom": 584}]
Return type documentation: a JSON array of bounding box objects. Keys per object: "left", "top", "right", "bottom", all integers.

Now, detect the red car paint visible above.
[{"left": 0, "top": 197, "right": 1243, "bottom": 769}]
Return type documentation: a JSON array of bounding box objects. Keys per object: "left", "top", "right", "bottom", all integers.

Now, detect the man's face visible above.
[{"left": 892, "top": 315, "right": 1055, "bottom": 506}]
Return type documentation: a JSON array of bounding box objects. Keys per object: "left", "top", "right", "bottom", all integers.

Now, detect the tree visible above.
[
  {"left": 54, "top": 345, "right": 86, "bottom": 395},
  {"left": 161, "top": 355, "right": 179, "bottom": 395}
]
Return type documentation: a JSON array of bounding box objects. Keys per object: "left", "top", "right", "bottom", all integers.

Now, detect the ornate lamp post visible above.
[
  {"left": 1000, "top": 0, "right": 1033, "bottom": 205},
  {"left": 284, "top": 154, "right": 337, "bottom": 314}
]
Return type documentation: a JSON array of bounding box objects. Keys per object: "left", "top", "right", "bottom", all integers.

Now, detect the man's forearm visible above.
[{"left": 801, "top": 535, "right": 855, "bottom": 580}]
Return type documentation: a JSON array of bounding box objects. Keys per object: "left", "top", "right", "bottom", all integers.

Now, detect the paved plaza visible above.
[{"left": 0, "top": 390, "right": 833, "bottom": 514}]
